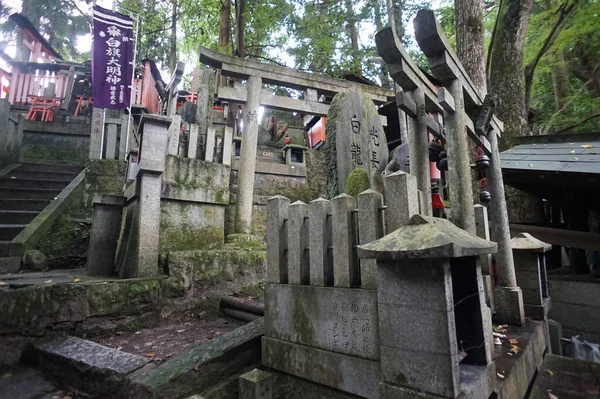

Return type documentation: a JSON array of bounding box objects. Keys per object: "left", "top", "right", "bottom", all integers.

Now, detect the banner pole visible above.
[{"left": 125, "top": 13, "right": 139, "bottom": 157}]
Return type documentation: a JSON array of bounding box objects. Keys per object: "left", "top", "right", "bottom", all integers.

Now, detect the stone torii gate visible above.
[{"left": 376, "top": 10, "right": 524, "bottom": 325}]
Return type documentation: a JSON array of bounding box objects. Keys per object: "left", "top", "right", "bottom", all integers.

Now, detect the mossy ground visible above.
[{"left": 344, "top": 168, "right": 370, "bottom": 197}]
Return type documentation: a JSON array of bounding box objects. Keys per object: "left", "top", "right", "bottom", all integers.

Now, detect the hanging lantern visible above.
[
  {"left": 479, "top": 190, "right": 491, "bottom": 203},
  {"left": 475, "top": 154, "right": 491, "bottom": 171}
]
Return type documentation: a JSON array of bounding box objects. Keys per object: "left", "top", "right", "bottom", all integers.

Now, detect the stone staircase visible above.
[{"left": 0, "top": 163, "right": 83, "bottom": 266}]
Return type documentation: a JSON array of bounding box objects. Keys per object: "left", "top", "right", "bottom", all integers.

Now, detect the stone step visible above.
[
  {"left": 0, "top": 188, "right": 61, "bottom": 200},
  {"left": 0, "top": 240, "right": 10, "bottom": 257},
  {"left": 0, "top": 210, "right": 39, "bottom": 224},
  {"left": 0, "top": 224, "right": 27, "bottom": 240},
  {"left": 16, "top": 163, "right": 83, "bottom": 174},
  {"left": 32, "top": 336, "right": 151, "bottom": 398},
  {"left": 5, "top": 169, "right": 79, "bottom": 181},
  {"left": 0, "top": 366, "right": 56, "bottom": 399},
  {"left": 0, "top": 256, "right": 20, "bottom": 273},
  {"left": 0, "top": 177, "right": 72, "bottom": 190},
  {"left": 0, "top": 198, "right": 51, "bottom": 211}
]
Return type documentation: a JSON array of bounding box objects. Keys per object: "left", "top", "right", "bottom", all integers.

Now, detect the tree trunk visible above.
[
  {"left": 169, "top": 0, "right": 178, "bottom": 74},
  {"left": 489, "top": 0, "right": 534, "bottom": 150},
  {"left": 386, "top": 0, "right": 404, "bottom": 39},
  {"left": 345, "top": 0, "right": 359, "bottom": 70},
  {"left": 219, "top": 0, "right": 232, "bottom": 50},
  {"left": 236, "top": 0, "right": 246, "bottom": 57},
  {"left": 455, "top": 0, "right": 487, "bottom": 95},
  {"left": 374, "top": 0, "right": 391, "bottom": 88},
  {"left": 551, "top": 52, "right": 571, "bottom": 111},
  {"left": 15, "top": 0, "right": 30, "bottom": 61}
]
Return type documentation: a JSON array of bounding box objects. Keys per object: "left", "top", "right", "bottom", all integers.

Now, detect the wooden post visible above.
[{"left": 234, "top": 75, "right": 262, "bottom": 234}]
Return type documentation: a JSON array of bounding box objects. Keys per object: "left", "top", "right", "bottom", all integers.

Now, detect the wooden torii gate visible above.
[{"left": 376, "top": 9, "right": 524, "bottom": 325}]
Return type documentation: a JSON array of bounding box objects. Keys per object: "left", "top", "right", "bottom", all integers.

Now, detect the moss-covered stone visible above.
[
  {"left": 35, "top": 214, "right": 90, "bottom": 258},
  {"left": 20, "top": 144, "right": 88, "bottom": 165},
  {"left": 344, "top": 168, "right": 370, "bottom": 197},
  {"left": 159, "top": 201, "right": 225, "bottom": 251},
  {"left": 83, "top": 159, "right": 127, "bottom": 208}
]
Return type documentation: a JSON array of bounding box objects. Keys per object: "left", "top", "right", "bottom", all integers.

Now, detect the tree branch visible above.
[
  {"left": 64, "top": 0, "right": 93, "bottom": 27},
  {"left": 554, "top": 113, "right": 600, "bottom": 133},
  {"left": 524, "top": 1, "right": 577, "bottom": 114},
  {"left": 486, "top": 0, "right": 503, "bottom": 76}
]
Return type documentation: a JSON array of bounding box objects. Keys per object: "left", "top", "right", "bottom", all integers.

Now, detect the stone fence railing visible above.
[{"left": 266, "top": 170, "right": 420, "bottom": 289}]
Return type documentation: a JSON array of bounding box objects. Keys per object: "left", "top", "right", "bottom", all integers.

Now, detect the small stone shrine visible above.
[{"left": 324, "top": 86, "right": 388, "bottom": 198}]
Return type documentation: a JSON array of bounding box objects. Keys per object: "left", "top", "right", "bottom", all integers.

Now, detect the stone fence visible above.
[{"left": 266, "top": 170, "right": 419, "bottom": 290}]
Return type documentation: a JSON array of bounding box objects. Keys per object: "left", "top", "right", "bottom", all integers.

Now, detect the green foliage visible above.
[{"left": 344, "top": 168, "right": 370, "bottom": 197}]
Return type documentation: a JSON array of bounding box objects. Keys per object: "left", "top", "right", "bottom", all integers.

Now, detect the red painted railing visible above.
[{"left": 7, "top": 65, "right": 70, "bottom": 105}]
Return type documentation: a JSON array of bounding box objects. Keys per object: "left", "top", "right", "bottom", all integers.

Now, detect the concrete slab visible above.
[
  {"left": 530, "top": 354, "right": 600, "bottom": 399},
  {"left": 0, "top": 367, "right": 55, "bottom": 399}
]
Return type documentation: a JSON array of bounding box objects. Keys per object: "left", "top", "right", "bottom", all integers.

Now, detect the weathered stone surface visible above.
[
  {"left": 122, "top": 318, "right": 264, "bottom": 399},
  {"left": 239, "top": 369, "right": 274, "bottom": 399},
  {"left": 88, "top": 195, "right": 125, "bottom": 276},
  {"left": 511, "top": 232, "right": 551, "bottom": 253},
  {"left": 165, "top": 249, "right": 266, "bottom": 299},
  {"left": 0, "top": 336, "right": 29, "bottom": 367},
  {"left": 287, "top": 201, "right": 309, "bottom": 284},
  {"left": 357, "top": 189, "right": 384, "bottom": 288},
  {"left": 161, "top": 155, "right": 230, "bottom": 204},
  {"left": 308, "top": 198, "right": 332, "bottom": 286},
  {"left": 332, "top": 194, "right": 359, "bottom": 287},
  {"left": 383, "top": 170, "right": 418, "bottom": 232},
  {"left": 21, "top": 250, "right": 47, "bottom": 271},
  {"left": 266, "top": 196, "right": 289, "bottom": 283},
  {"left": 325, "top": 86, "right": 388, "bottom": 198},
  {"left": 530, "top": 354, "right": 600, "bottom": 399},
  {"left": 265, "top": 284, "right": 379, "bottom": 360},
  {"left": 0, "top": 367, "right": 55, "bottom": 399},
  {"left": 262, "top": 336, "right": 380, "bottom": 399},
  {"left": 83, "top": 159, "right": 127, "bottom": 207},
  {"left": 33, "top": 336, "right": 150, "bottom": 397},
  {"left": 358, "top": 214, "right": 497, "bottom": 260},
  {"left": 494, "top": 286, "right": 525, "bottom": 327}
]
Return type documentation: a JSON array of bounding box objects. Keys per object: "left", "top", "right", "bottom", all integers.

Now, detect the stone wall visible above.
[
  {"left": 0, "top": 100, "right": 23, "bottom": 167},
  {"left": 83, "top": 159, "right": 127, "bottom": 208},
  {"left": 159, "top": 201, "right": 224, "bottom": 251},
  {"left": 548, "top": 276, "right": 600, "bottom": 343},
  {"left": 20, "top": 120, "right": 90, "bottom": 165}
]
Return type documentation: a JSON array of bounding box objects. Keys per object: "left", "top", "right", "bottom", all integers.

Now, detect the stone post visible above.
[
  {"left": 332, "top": 193, "right": 359, "bottom": 288},
  {"left": 488, "top": 131, "right": 525, "bottom": 326},
  {"left": 89, "top": 108, "right": 105, "bottom": 159},
  {"left": 309, "top": 197, "right": 332, "bottom": 286},
  {"left": 205, "top": 127, "right": 216, "bottom": 162},
  {"left": 475, "top": 204, "right": 494, "bottom": 310},
  {"left": 120, "top": 114, "right": 131, "bottom": 159},
  {"left": 167, "top": 115, "right": 181, "bottom": 156},
  {"left": 105, "top": 122, "right": 118, "bottom": 159},
  {"left": 266, "top": 195, "right": 290, "bottom": 283},
  {"left": 239, "top": 369, "right": 273, "bottom": 399},
  {"left": 234, "top": 75, "right": 262, "bottom": 234},
  {"left": 121, "top": 114, "right": 171, "bottom": 278},
  {"left": 357, "top": 189, "right": 384, "bottom": 289},
  {"left": 287, "top": 201, "right": 309, "bottom": 284},
  {"left": 445, "top": 78, "right": 475, "bottom": 234},
  {"left": 383, "top": 170, "right": 418, "bottom": 232},
  {"left": 407, "top": 87, "right": 432, "bottom": 216},
  {"left": 358, "top": 215, "right": 497, "bottom": 399},
  {"left": 222, "top": 126, "right": 233, "bottom": 166},
  {"left": 188, "top": 124, "right": 199, "bottom": 159},
  {"left": 87, "top": 194, "right": 126, "bottom": 276}
]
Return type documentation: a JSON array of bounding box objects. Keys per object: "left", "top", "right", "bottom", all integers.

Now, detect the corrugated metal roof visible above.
[{"left": 500, "top": 141, "right": 600, "bottom": 175}]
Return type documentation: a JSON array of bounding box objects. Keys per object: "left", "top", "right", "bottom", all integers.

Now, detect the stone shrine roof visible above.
[
  {"left": 357, "top": 214, "right": 497, "bottom": 260},
  {"left": 510, "top": 232, "right": 552, "bottom": 253}
]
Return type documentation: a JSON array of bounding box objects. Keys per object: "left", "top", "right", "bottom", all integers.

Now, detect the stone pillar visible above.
[
  {"left": 239, "top": 369, "right": 273, "bottom": 399},
  {"left": 87, "top": 194, "right": 126, "bottom": 276},
  {"left": 188, "top": 124, "right": 199, "bottom": 159},
  {"left": 358, "top": 215, "right": 496, "bottom": 399},
  {"left": 445, "top": 78, "right": 475, "bottom": 234},
  {"left": 266, "top": 195, "right": 289, "bottom": 283},
  {"left": 222, "top": 126, "right": 233, "bottom": 166},
  {"left": 205, "top": 127, "right": 216, "bottom": 162},
  {"left": 234, "top": 76, "right": 262, "bottom": 234},
  {"left": 475, "top": 204, "right": 494, "bottom": 310},
  {"left": 407, "top": 87, "right": 432, "bottom": 216},
  {"left": 309, "top": 197, "right": 332, "bottom": 286},
  {"left": 357, "top": 189, "right": 384, "bottom": 289},
  {"left": 119, "top": 114, "right": 131, "bottom": 159},
  {"left": 383, "top": 170, "right": 418, "bottom": 232},
  {"left": 167, "top": 115, "right": 181, "bottom": 156},
  {"left": 332, "top": 193, "right": 359, "bottom": 288},
  {"left": 89, "top": 108, "right": 105, "bottom": 159},
  {"left": 105, "top": 123, "right": 118, "bottom": 159},
  {"left": 488, "top": 131, "right": 525, "bottom": 326},
  {"left": 121, "top": 114, "right": 171, "bottom": 278},
  {"left": 287, "top": 201, "right": 309, "bottom": 285}
]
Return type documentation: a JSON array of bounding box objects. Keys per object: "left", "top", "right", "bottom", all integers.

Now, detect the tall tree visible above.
[
  {"left": 168, "top": 0, "right": 178, "bottom": 74},
  {"left": 219, "top": 0, "right": 232, "bottom": 53},
  {"left": 455, "top": 0, "right": 486, "bottom": 94},
  {"left": 488, "top": 0, "right": 535, "bottom": 150}
]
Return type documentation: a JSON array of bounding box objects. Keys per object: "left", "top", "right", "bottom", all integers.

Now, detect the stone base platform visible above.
[
  {"left": 529, "top": 354, "right": 600, "bottom": 398},
  {"left": 254, "top": 319, "right": 548, "bottom": 399}
]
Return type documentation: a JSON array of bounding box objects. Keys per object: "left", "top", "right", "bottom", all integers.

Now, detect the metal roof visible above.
[{"left": 500, "top": 140, "right": 600, "bottom": 175}]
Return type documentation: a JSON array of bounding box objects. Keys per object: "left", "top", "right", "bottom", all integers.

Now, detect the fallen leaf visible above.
[
  {"left": 581, "top": 145, "right": 593, "bottom": 148},
  {"left": 44, "top": 279, "right": 53, "bottom": 283},
  {"left": 497, "top": 372, "right": 505, "bottom": 379},
  {"left": 165, "top": 353, "right": 172, "bottom": 358},
  {"left": 193, "top": 366, "right": 199, "bottom": 372},
  {"left": 116, "top": 346, "right": 123, "bottom": 351},
  {"left": 144, "top": 353, "right": 156, "bottom": 358},
  {"left": 134, "top": 331, "right": 141, "bottom": 335},
  {"left": 176, "top": 329, "right": 186, "bottom": 333},
  {"left": 63, "top": 396, "right": 73, "bottom": 399},
  {"left": 73, "top": 278, "right": 81, "bottom": 283},
  {"left": 508, "top": 339, "right": 519, "bottom": 345},
  {"left": 0, "top": 281, "right": 7, "bottom": 285},
  {"left": 548, "top": 393, "right": 559, "bottom": 399},
  {"left": 546, "top": 369, "right": 554, "bottom": 376},
  {"left": 1, "top": 371, "right": 13, "bottom": 378},
  {"left": 115, "top": 331, "right": 123, "bottom": 335}
]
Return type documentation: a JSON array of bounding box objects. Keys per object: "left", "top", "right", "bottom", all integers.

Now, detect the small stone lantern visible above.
[
  {"left": 511, "top": 233, "right": 552, "bottom": 320},
  {"left": 358, "top": 215, "right": 497, "bottom": 398}
]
